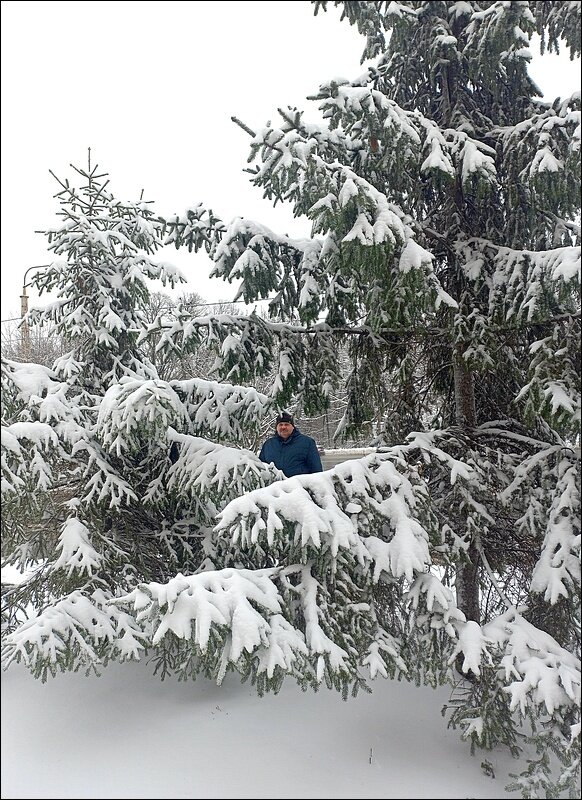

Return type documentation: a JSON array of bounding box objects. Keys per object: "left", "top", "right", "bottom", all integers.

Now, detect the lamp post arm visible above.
[{"left": 22, "top": 263, "right": 51, "bottom": 292}]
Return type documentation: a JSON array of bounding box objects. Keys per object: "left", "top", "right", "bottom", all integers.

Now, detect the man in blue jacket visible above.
[{"left": 259, "top": 412, "right": 323, "bottom": 477}]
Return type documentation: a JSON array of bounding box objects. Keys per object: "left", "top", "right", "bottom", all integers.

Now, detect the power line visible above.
[{"left": 1, "top": 296, "right": 274, "bottom": 324}]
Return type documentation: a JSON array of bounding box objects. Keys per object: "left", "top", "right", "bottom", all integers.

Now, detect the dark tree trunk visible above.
[
  {"left": 455, "top": 540, "right": 481, "bottom": 623},
  {"left": 453, "top": 350, "right": 477, "bottom": 429},
  {"left": 453, "top": 349, "right": 480, "bottom": 624}
]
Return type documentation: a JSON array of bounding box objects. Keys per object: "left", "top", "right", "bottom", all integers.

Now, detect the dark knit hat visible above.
[{"left": 276, "top": 411, "right": 294, "bottom": 426}]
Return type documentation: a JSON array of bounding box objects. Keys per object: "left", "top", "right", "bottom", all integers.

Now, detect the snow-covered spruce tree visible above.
[
  {"left": 151, "top": 1, "right": 580, "bottom": 793},
  {"left": 1, "top": 162, "right": 284, "bottom": 674}
]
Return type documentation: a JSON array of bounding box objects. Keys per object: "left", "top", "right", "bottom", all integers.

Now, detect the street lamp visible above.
[{"left": 20, "top": 264, "right": 50, "bottom": 360}]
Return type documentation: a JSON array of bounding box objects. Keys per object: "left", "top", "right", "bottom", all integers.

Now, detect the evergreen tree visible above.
[
  {"left": 1, "top": 161, "right": 282, "bottom": 670},
  {"left": 2, "top": 4, "right": 580, "bottom": 796},
  {"left": 156, "top": 1, "right": 581, "bottom": 792}
]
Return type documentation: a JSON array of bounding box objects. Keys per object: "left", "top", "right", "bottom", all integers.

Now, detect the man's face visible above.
[{"left": 276, "top": 422, "right": 294, "bottom": 440}]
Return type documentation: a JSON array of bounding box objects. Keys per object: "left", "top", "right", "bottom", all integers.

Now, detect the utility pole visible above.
[
  {"left": 19, "top": 265, "right": 50, "bottom": 361},
  {"left": 19, "top": 284, "right": 30, "bottom": 360}
]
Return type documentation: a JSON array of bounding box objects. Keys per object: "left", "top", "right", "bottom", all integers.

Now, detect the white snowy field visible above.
[{"left": 1, "top": 655, "right": 550, "bottom": 800}]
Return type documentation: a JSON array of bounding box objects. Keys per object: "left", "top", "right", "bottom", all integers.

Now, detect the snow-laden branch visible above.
[
  {"left": 1, "top": 588, "right": 146, "bottom": 674},
  {"left": 484, "top": 608, "right": 581, "bottom": 717},
  {"left": 115, "top": 568, "right": 310, "bottom": 684}
]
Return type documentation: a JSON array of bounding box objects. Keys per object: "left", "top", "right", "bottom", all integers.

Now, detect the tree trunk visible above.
[
  {"left": 453, "top": 349, "right": 480, "bottom": 624},
  {"left": 455, "top": 540, "right": 481, "bottom": 623},
  {"left": 453, "top": 350, "right": 476, "bottom": 428}
]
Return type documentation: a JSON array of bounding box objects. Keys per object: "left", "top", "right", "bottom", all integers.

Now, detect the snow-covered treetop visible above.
[{"left": 27, "top": 161, "right": 185, "bottom": 393}]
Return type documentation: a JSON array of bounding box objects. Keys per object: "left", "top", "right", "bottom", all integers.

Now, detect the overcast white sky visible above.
[{"left": 1, "top": 0, "right": 580, "bottom": 321}]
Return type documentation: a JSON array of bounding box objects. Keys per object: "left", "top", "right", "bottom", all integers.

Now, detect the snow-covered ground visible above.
[{"left": 1, "top": 655, "right": 548, "bottom": 799}]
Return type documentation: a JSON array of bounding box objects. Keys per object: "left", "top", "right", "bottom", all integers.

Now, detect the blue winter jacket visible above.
[{"left": 258, "top": 427, "right": 323, "bottom": 477}]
